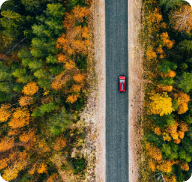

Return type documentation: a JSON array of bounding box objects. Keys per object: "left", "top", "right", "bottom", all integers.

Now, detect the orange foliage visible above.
[
  {"left": 178, "top": 131, "right": 185, "bottom": 139},
  {"left": 156, "top": 45, "right": 164, "bottom": 54},
  {"left": 146, "top": 142, "right": 162, "bottom": 161},
  {"left": 19, "top": 96, "right": 33, "bottom": 106},
  {"left": 156, "top": 85, "right": 173, "bottom": 92},
  {"left": 66, "top": 94, "right": 80, "bottom": 104},
  {"left": 37, "top": 163, "right": 48, "bottom": 174},
  {"left": 54, "top": 136, "right": 67, "bottom": 151},
  {"left": 177, "top": 102, "right": 188, "bottom": 114},
  {"left": 154, "top": 127, "right": 161, "bottom": 135},
  {"left": 0, "top": 137, "right": 14, "bottom": 152},
  {"left": 19, "top": 131, "right": 36, "bottom": 143},
  {"left": 162, "top": 132, "right": 172, "bottom": 141},
  {"left": 164, "top": 175, "right": 177, "bottom": 182},
  {"left": 164, "top": 71, "right": 176, "bottom": 78},
  {"left": 22, "top": 82, "right": 39, "bottom": 96},
  {"left": 169, "top": 4, "right": 192, "bottom": 33},
  {"left": 0, "top": 104, "right": 12, "bottom": 123},
  {"left": 160, "top": 32, "right": 175, "bottom": 49},
  {"left": 73, "top": 73, "right": 86, "bottom": 83},
  {"left": 179, "top": 122, "right": 189, "bottom": 132},
  {"left": 180, "top": 162, "right": 189, "bottom": 171},
  {"left": 57, "top": 53, "right": 67, "bottom": 63},
  {"left": 71, "top": 84, "right": 82, "bottom": 93},
  {"left": 64, "top": 60, "right": 76, "bottom": 70},
  {"left": 146, "top": 47, "right": 157, "bottom": 60},
  {"left": 46, "top": 174, "right": 59, "bottom": 182},
  {"left": 149, "top": 158, "right": 156, "bottom": 172},
  {"left": 0, "top": 158, "right": 9, "bottom": 170},
  {"left": 173, "top": 138, "right": 181, "bottom": 144}
]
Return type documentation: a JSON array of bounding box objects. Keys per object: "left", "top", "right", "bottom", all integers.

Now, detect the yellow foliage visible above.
[
  {"left": 148, "top": 92, "right": 174, "bottom": 116},
  {"left": 160, "top": 32, "right": 175, "bottom": 49},
  {"left": 180, "top": 162, "right": 189, "bottom": 171},
  {"left": 170, "top": 132, "right": 179, "bottom": 140},
  {"left": 178, "top": 92, "right": 190, "bottom": 104},
  {"left": 157, "top": 159, "right": 173, "bottom": 173},
  {"left": 0, "top": 104, "right": 11, "bottom": 123},
  {"left": 64, "top": 61, "right": 76, "bottom": 70},
  {"left": 73, "top": 73, "right": 86, "bottom": 83},
  {"left": 19, "top": 96, "right": 32, "bottom": 107},
  {"left": 28, "top": 166, "right": 35, "bottom": 175},
  {"left": 22, "top": 82, "right": 39, "bottom": 96},
  {"left": 162, "top": 132, "right": 172, "bottom": 141},
  {"left": 149, "top": 158, "right": 156, "bottom": 172},
  {"left": 37, "top": 163, "right": 47, "bottom": 174},
  {"left": 13, "top": 107, "right": 30, "bottom": 119},
  {"left": 146, "top": 142, "right": 162, "bottom": 161},
  {"left": 146, "top": 47, "right": 157, "bottom": 60}
]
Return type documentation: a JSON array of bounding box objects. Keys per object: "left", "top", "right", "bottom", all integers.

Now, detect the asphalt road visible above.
[{"left": 105, "top": 0, "right": 129, "bottom": 182}]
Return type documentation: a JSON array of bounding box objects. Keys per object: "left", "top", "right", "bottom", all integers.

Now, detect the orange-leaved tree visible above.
[{"left": 169, "top": 4, "right": 192, "bottom": 33}]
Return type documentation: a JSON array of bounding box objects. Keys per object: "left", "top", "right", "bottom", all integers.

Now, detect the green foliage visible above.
[
  {"left": 48, "top": 107, "right": 71, "bottom": 136},
  {"left": 172, "top": 99, "right": 178, "bottom": 110},
  {"left": 12, "top": 68, "right": 27, "bottom": 77},
  {"left": 0, "top": 67, "right": 13, "bottom": 81},
  {"left": 180, "top": 63, "right": 188, "bottom": 71},
  {"left": 75, "top": 58, "right": 87, "bottom": 71},
  {"left": 49, "top": 64, "right": 64, "bottom": 75},
  {"left": 179, "top": 147, "right": 186, "bottom": 160},
  {"left": 32, "top": 101, "right": 57, "bottom": 118},
  {"left": 28, "top": 59, "right": 44, "bottom": 70},
  {"left": 74, "top": 97, "right": 84, "bottom": 111},
  {"left": 34, "top": 69, "right": 49, "bottom": 79},
  {"left": 181, "top": 136, "right": 192, "bottom": 154},
  {"left": 144, "top": 132, "right": 162, "bottom": 147},
  {"left": 179, "top": 40, "right": 192, "bottom": 52},
  {"left": 0, "top": 82, "right": 13, "bottom": 93},
  {"left": 37, "top": 78, "right": 51, "bottom": 89},
  {"left": 184, "top": 114, "right": 192, "bottom": 124},
  {"left": 72, "top": 158, "right": 86, "bottom": 173},
  {"left": 17, "top": 75, "right": 35, "bottom": 83},
  {"left": 178, "top": 72, "right": 192, "bottom": 93},
  {"left": 174, "top": 165, "right": 185, "bottom": 182},
  {"left": 158, "top": 60, "right": 177, "bottom": 73},
  {"left": 159, "top": 77, "right": 175, "bottom": 85},
  {"left": 31, "top": 48, "right": 45, "bottom": 58},
  {"left": 161, "top": 143, "right": 171, "bottom": 157},
  {"left": 0, "top": 91, "right": 13, "bottom": 102},
  {"left": 46, "top": 54, "right": 58, "bottom": 64},
  {"left": 159, "top": 0, "right": 184, "bottom": 11},
  {"left": 13, "top": 83, "right": 24, "bottom": 92},
  {"left": 67, "top": 0, "right": 87, "bottom": 9},
  {"left": 46, "top": 3, "right": 65, "bottom": 19},
  {"left": 150, "top": 114, "right": 175, "bottom": 128},
  {"left": 21, "top": 0, "right": 41, "bottom": 13},
  {"left": 21, "top": 58, "right": 33, "bottom": 67},
  {"left": 18, "top": 48, "right": 32, "bottom": 59},
  {"left": 18, "top": 173, "right": 34, "bottom": 182}
]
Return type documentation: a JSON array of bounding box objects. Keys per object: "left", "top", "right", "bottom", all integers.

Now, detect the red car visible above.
[{"left": 119, "top": 76, "right": 126, "bottom": 92}]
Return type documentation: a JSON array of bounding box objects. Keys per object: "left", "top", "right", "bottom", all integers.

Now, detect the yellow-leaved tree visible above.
[
  {"left": 22, "top": 82, "right": 39, "bottom": 96},
  {"left": 147, "top": 91, "right": 174, "bottom": 116}
]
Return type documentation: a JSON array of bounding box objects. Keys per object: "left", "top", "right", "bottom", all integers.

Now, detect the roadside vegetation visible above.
[
  {"left": 140, "top": 0, "right": 192, "bottom": 181},
  {"left": 0, "top": 0, "right": 95, "bottom": 181}
]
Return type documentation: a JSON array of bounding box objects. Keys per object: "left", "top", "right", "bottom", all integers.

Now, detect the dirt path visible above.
[{"left": 128, "top": 0, "right": 144, "bottom": 181}]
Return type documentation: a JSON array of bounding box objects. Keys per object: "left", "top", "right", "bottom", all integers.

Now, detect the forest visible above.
[
  {"left": 141, "top": 0, "right": 192, "bottom": 181},
  {"left": 0, "top": 0, "right": 93, "bottom": 181}
]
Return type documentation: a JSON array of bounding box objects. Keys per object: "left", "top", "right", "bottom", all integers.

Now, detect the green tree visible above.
[
  {"left": 28, "top": 59, "right": 43, "bottom": 70},
  {"left": 12, "top": 68, "right": 27, "bottom": 77},
  {"left": 34, "top": 69, "right": 49, "bottom": 79},
  {"left": 179, "top": 39, "right": 192, "bottom": 52},
  {"left": 17, "top": 75, "right": 35, "bottom": 83},
  {"left": 161, "top": 143, "right": 171, "bottom": 158},
  {"left": 37, "top": 78, "right": 51, "bottom": 89},
  {"left": 159, "top": 77, "right": 175, "bottom": 85},
  {"left": 178, "top": 72, "right": 192, "bottom": 93},
  {"left": 48, "top": 107, "right": 71, "bottom": 136},
  {"left": 158, "top": 60, "right": 177, "bottom": 73},
  {"left": 32, "top": 101, "right": 57, "bottom": 118},
  {"left": 150, "top": 114, "right": 175, "bottom": 128},
  {"left": 159, "top": 0, "right": 184, "bottom": 11},
  {"left": 46, "top": 54, "right": 58, "bottom": 64},
  {"left": 49, "top": 64, "right": 64, "bottom": 75}
]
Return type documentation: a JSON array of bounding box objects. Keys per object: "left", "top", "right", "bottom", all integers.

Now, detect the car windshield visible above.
[
  {"left": 121, "top": 83, "right": 124, "bottom": 90},
  {"left": 120, "top": 79, "right": 125, "bottom": 83}
]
